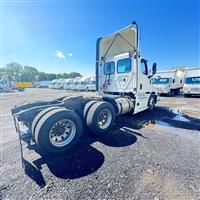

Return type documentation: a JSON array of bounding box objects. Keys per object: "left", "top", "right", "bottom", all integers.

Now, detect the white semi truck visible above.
[
  {"left": 35, "top": 81, "right": 52, "bottom": 88},
  {"left": 76, "top": 76, "right": 90, "bottom": 91},
  {"left": 0, "top": 76, "right": 24, "bottom": 92},
  {"left": 63, "top": 78, "right": 74, "bottom": 90},
  {"left": 53, "top": 79, "right": 65, "bottom": 89},
  {"left": 48, "top": 79, "right": 58, "bottom": 89},
  {"left": 12, "top": 22, "right": 158, "bottom": 157},
  {"left": 152, "top": 69, "right": 185, "bottom": 96},
  {"left": 183, "top": 67, "right": 200, "bottom": 96},
  {"left": 85, "top": 76, "right": 96, "bottom": 91},
  {"left": 71, "top": 77, "right": 82, "bottom": 90}
]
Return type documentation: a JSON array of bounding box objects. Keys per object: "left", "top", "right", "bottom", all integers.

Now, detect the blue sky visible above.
[{"left": 1, "top": 1, "right": 199, "bottom": 75}]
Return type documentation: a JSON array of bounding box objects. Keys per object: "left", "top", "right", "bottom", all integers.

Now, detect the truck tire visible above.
[
  {"left": 35, "top": 109, "right": 83, "bottom": 155},
  {"left": 18, "top": 88, "right": 25, "bottom": 92},
  {"left": 169, "top": 90, "right": 175, "bottom": 96},
  {"left": 148, "top": 94, "right": 155, "bottom": 111},
  {"left": 86, "top": 101, "right": 116, "bottom": 136},
  {"left": 83, "top": 100, "right": 97, "bottom": 119},
  {"left": 31, "top": 106, "right": 63, "bottom": 141},
  {"left": 184, "top": 94, "right": 191, "bottom": 97}
]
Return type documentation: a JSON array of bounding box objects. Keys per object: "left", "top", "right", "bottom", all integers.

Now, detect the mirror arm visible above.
[{"left": 148, "top": 74, "right": 154, "bottom": 79}]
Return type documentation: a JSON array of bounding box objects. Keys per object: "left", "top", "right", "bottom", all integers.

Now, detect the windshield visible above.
[
  {"left": 185, "top": 77, "right": 200, "bottom": 84},
  {"left": 153, "top": 78, "right": 170, "bottom": 85}
]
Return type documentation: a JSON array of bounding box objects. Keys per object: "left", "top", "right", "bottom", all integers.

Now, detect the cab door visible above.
[
  {"left": 135, "top": 58, "right": 152, "bottom": 112},
  {"left": 115, "top": 57, "right": 134, "bottom": 92}
]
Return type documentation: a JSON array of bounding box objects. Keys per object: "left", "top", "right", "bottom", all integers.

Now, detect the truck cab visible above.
[
  {"left": 152, "top": 69, "right": 185, "bottom": 96},
  {"left": 0, "top": 76, "right": 18, "bottom": 92},
  {"left": 183, "top": 67, "right": 200, "bottom": 96},
  {"left": 96, "top": 22, "right": 157, "bottom": 113}
]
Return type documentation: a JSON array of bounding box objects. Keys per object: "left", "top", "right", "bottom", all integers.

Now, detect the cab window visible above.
[
  {"left": 117, "top": 58, "right": 131, "bottom": 73},
  {"left": 140, "top": 59, "right": 148, "bottom": 75},
  {"left": 104, "top": 62, "right": 115, "bottom": 75}
]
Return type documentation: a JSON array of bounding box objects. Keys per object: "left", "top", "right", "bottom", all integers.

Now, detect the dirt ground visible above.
[{"left": 0, "top": 88, "right": 200, "bottom": 200}]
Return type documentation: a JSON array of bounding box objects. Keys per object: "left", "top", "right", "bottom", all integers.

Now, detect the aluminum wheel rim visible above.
[
  {"left": 97, "top": 109, "right": 112, "bottom": 129},
  {"left": 49, "top": 119, "right": 76, "bottom": 147}
]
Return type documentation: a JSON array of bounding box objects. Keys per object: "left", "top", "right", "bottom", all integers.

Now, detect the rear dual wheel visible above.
[
  {"left": 33, "top": 108, "right": 83, "bottom": 155},
  {"left": 31, "top": 106, "right": 62, "bottom": 141},
  {"left": 86, "top": 101, "right": 116, "bottom": 136}
]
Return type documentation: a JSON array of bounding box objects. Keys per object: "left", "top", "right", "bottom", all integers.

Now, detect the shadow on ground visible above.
[
  {"left": 21, "top": 106, "right": 200, "bottom": 187},
  {"left": 115, "top": 106, "right": 200, "bottom": 131},
  {"left": 22, "top": 129, "right": 138, "bottom": 188}
]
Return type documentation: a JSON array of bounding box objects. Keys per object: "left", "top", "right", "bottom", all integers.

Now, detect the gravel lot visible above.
[{"left": 0, "top": 88, "right": 200, "bottom": 200}]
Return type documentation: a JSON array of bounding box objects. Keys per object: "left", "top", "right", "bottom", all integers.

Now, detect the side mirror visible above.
[
  {"left": 148, "top": 63, "right": 157, "bottom": 78},
  {"left": 152, "top": 63, "right": 157, "bottom": 75}
]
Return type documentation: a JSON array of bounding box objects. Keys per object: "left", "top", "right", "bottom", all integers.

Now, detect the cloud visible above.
[
  {"left": 56, "top": 51, "right": 65, "bottom": 59},
  {"left": 67, "top": 53, "right": 73, "bottom": 57}
]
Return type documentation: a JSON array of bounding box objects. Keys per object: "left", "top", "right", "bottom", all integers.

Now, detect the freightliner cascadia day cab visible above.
[
  {"left": 183, "top": 67, "right": 200, "bottom": 96},
  {"left": 152, "top": 69, "right": 185, "bottom": 96},
  {"left": 11, "top": 22, "right": 158, "bottom": 157}
]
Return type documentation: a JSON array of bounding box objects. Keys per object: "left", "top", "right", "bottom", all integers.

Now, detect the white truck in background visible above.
[
  {"left": 0, "top": 76, "right": 24, "bottom": 92},
  {"left": 35, "top": 81, "right": 52, "bottom": 88},
  {"left": 76, "top": 76, "right": 90, "bottom": 91},
  {"left": 85, "top": 76, "right": 96, "bottom": 91},
  {"left": 63, "top": 78, "right": 74, "bottom": 90},
  {"left": 183, "top": 67, "right": 200, "bottom": 96},
  {"left": 53, "top": 79, "right": 65, "bottom": 89},
  {"left": 48, "top": 79, "right": 58, "bottom": 89},
  {"left": 12, "top": 21, "right": 159, "bottom": 157},
  {"left": 71, "top": 77, "right": 82, "bottom": 90},
  {"left": 152, "top": 69, "right": 185, "bottom": 96}
]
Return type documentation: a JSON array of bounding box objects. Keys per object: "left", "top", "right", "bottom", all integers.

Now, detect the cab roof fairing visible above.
[{"left": 98, "top": 23, "right": 138, "bottom": 63}]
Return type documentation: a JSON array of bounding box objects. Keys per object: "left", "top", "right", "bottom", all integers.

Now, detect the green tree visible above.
[
  {"left": 69, "top": 72, "right": 82, "bottom": 78},
  {"left": 20, "top": 66, "right": 39, "bottom": 82},
  {"left": 38, "top": 72, "right": 47, "bottom": 81},
  {"left": 46, "top": 73, "right": 57, "bottom": 81},
  {"left": 5, "top": 62, "right": 23, "bottom": 81}
]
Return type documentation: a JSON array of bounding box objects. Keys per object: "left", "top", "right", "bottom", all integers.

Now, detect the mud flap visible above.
[{"left": 13, "top": 115, "right": 31, "bottom": 168}]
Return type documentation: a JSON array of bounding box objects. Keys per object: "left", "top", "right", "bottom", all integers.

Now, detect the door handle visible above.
[{"left": 140, "top": 84, "right": 142, "bottom": 89}]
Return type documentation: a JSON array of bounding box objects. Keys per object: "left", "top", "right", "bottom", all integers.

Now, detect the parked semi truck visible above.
[
  {"left": 35, "top": 81, "right": 52, "bottom": 88},
  {"left": 183, "top": 67, "right": 200, "bottom": 96},
  {"left": 0, "top": 76, "right": 25, "bottom": 92},
  {"left": 76, "top": 76, "right": 90, "bottom": 91},
  {"left": 71, "top": 77, "right": 82, "bottom": 90},
  {"left": 63, "top": 78, "right": 74, "bottom": 90},
  {"left": 12, "top": 22, "right": 158, "bottom": 156},
  {"left": 152, "top": 69, "right": 185, "bottom": 96},
  {"left": 48, "top": 79, "right": 58, "bottom": 89},
  {"left": 86, "top": 76, "right": 96, "bottom": 91}
]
